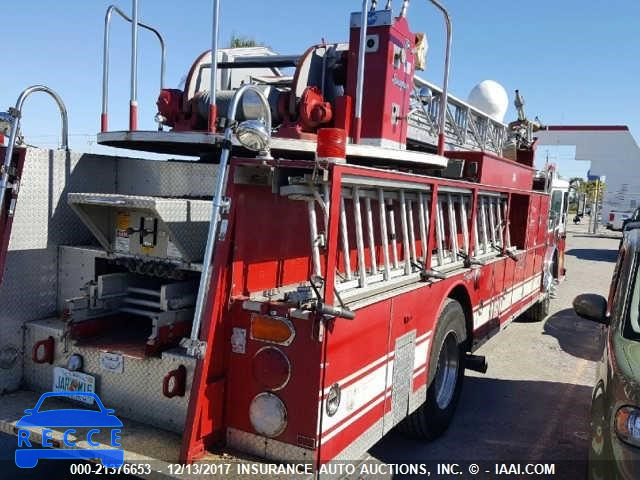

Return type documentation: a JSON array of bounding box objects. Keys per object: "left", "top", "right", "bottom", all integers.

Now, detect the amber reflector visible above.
[{"left": 250, "top": 314, "right": 294, "bottom": 345}]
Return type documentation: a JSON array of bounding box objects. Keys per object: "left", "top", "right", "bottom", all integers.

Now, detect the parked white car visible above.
[{"left": 607, "top": 210, "right": 633, "bottom": 231}]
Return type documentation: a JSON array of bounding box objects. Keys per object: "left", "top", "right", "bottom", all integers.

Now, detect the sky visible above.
[{"left": 1, "top": 0, "right": 639, "bottom": 178}]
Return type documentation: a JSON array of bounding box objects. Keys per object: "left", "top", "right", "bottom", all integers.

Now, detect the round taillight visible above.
[
  {"left": 252, "top": 346, "right": 291, "bottom": 391},
  {"left": 249, "top": 392, "right": 287, "bottom": 438}
]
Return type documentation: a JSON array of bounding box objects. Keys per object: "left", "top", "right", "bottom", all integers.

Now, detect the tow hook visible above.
[{"left": 465, "top": 354, "right": 488, "bottom": 373}]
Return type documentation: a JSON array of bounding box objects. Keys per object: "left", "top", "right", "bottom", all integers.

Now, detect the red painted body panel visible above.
[
  {"left": 346, "top": 16, "right": 415, "bottom": 146},
  {"left": 0, "top": 146, "right": 26, "bottom": 286},
  {"left": 179, "top": 157, "right": 563, "bottom": 467},
  {"left": 224, "top": 302, "right": 322, "bottom": 450},
  {"left": 445, "top": 151, "right": 536, "bottom": 191},
  {"left": 231, "top": 185, "right": 316, "bottom": 295}
]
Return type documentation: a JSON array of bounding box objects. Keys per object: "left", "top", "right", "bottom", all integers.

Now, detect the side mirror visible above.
[{"left": 572, "top": 294, "right": 608, "bottom": 325}]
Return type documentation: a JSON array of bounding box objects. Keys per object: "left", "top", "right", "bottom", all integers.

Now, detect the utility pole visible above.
[{"left": 591, "top": 178, "right": 599, "bottom": 234}]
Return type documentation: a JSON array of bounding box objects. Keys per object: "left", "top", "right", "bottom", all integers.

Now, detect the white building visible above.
[{"left": 535, "top": 125, "right": 640, "bottom": 223}]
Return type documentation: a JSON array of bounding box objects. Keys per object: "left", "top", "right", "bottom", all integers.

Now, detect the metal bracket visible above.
[
  {"left": 7, "top": 107, "right": 20, "bottom": 119},
  {"left": 220, "top": 197, "right": 231, "bottom": 215},
  {"left": 180, "top": 337, "right": 207, "bottom": 359}
]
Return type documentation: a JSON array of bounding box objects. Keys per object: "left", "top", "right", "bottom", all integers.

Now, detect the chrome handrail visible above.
[
  {"left": 0, "top": 85, "right": 68, "bottom": 215},
  {"left": 183, "top": 84, "right": 272, "bottom": 358},
  {"left": 101, "top": 3, "right": 166, "bottom": 132},
  {"left": 426, "top": 0, "right": 452, "bottom": 156},
  {"left": 208, "top": 0, "right": 221, "bottom": 132},
  {"left": 353, "top": 0, "right": 370, "bottom": 144}
]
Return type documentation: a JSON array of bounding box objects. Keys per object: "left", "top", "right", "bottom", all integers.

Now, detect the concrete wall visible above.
[{"left": 535, "top": 126, "right": 640, "bottom": 223}]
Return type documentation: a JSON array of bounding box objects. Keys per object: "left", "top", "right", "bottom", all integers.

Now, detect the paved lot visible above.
[{"left": 371, "top": 221, "right": 621, "bottom": 478}]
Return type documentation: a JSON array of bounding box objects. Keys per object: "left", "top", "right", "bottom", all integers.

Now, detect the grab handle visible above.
[
  {"left": 163, "top": 365, "right": 187, "bottom": 398},
  {"left": 32, "top": 336, "right": 55, "bottom": 364}
]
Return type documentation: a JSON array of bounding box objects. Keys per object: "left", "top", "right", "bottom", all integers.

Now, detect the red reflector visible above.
[{"left": 252, "top": 347, "right": 291, "bottom": 391}]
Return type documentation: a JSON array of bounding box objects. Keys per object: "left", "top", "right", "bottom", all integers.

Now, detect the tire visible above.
[
  {"left": 522, "top": 252, "right": 555, "bottom": 322},
  {"left": 526, "top": 293, "right": 550, "bottom": 322},
  {"left": 399, "top": 298, "right": 466, "bottom": 440}
]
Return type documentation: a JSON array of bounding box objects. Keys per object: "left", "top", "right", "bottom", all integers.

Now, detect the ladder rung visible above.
[
  {"left": 364, "top": 197, "right": 378, "bottom": 276},
  {"left": 399, "top": 190, "right": 412, "bottom": 275},
  {"left": 435, "top": 198, "right": 445, "bottom": 266},
  {"left": 459, "top": 194, "right": 470, "bottom": 256},
  {"left": 447, "top": 193, "right": 458, "bottom": 263},
  {"left": 418, "top": 193, "right": 428, "bottom": 263},
  {"left": 480, "top": 197, "right": 489, "bottom": 254},
  {"left": 378, "top": 189, "right": 391, "bottom": 280},
  {"left": 308, "top": 200, "right": 322, "bottom": 277},
  {"left": 388, "top": 206, "right": 399, "bottom": 269},
  {"left": 353, "top": 187, "right": 368, "bottom": 288},
  {"left": 407, "top": 199, "right": 418, "bottom": 263},
  {"left": 339, "top": 196, "right": 352, "bottom": 280}
]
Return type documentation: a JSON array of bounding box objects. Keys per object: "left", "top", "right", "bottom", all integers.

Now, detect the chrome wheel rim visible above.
[{"left": 434, "top": 332, "right": 459, "bottom": 409}]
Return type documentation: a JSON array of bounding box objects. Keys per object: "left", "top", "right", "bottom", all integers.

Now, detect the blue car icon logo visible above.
[{"left": 15, "top": 391, "right": 124, "bottom": 468}]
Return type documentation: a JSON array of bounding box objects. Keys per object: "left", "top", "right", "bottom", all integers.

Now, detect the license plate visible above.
[{"left": 52, "top": 367, "right": 96, "bottom": 405}]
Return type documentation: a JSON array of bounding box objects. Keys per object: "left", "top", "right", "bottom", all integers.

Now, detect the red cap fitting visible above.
[
  {"left": 129, "top": 102, "right": 138, "bottom": 131},
  {"left": 317, "top": 128, "right": 347, "bottom": 161}
]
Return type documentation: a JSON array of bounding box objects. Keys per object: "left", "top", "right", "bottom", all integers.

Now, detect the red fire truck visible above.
[{"left": 0, "top": 0, "right": 568, "bottom": 472}]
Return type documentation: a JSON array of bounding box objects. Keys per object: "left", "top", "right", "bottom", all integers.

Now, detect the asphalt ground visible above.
[{"left": 370, "top": 220, "right": 620, "bottom": 478}]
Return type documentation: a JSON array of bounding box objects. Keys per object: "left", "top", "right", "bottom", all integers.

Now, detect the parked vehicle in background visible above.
[
  {"left": 573, "top": 225, "right": 640, "bottom": 480},
  {"left": 607, "top": 209, "right": 634, "bottom": 231}
]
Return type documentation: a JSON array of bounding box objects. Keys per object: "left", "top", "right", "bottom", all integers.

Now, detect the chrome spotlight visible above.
[
  {"left": 418, "top": 86, "right": 433, "bottom": 104},
  {"left": 236, "top": 119, "right": 270, "bottom": 153}
]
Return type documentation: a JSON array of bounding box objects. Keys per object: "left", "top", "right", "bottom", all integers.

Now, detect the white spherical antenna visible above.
[{"left": 467, "top": 80, "right": 509, "bottom": 122}]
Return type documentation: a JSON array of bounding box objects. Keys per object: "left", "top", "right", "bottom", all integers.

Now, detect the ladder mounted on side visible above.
[{"left": 283, "top": 173, "right": 515, "bottom": 306}]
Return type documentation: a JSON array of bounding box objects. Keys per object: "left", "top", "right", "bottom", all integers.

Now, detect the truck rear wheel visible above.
[
  {"left": 526, "top": 293, "right": 550, "bottom": 322},
  {"left": 523, "top": 253, "right": 555, "bottom": 322},
  {"left": 399, "top": 298, "right": 466, "bottom": 440}
]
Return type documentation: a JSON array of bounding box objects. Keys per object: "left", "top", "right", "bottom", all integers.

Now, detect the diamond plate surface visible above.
[
  {"left": 0, "top": 149, "right": 117, "bottom": 392},
  {"left": 24, "top": 318, "right": 195, "bottom": 433},
  {"left": 68, "top": 193, "right": 212, "bottom": 262},
  {"left": 226, "top": 427, "right": 315, "bottom": 462},
  {"left": 390, "top": 330, "right": 416, "bottom": 427},
  {"left": 0, "top": 149, "right": 220, "bottom": 426},
  {"left": 408, "top": 383, "right": 427, "bottom": 416},
  {"left": 57, "top": 246, "right": 108, "bottom": 313},
  {"left": 116, "top": 159, "right": 219, "bottom": 197}
]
